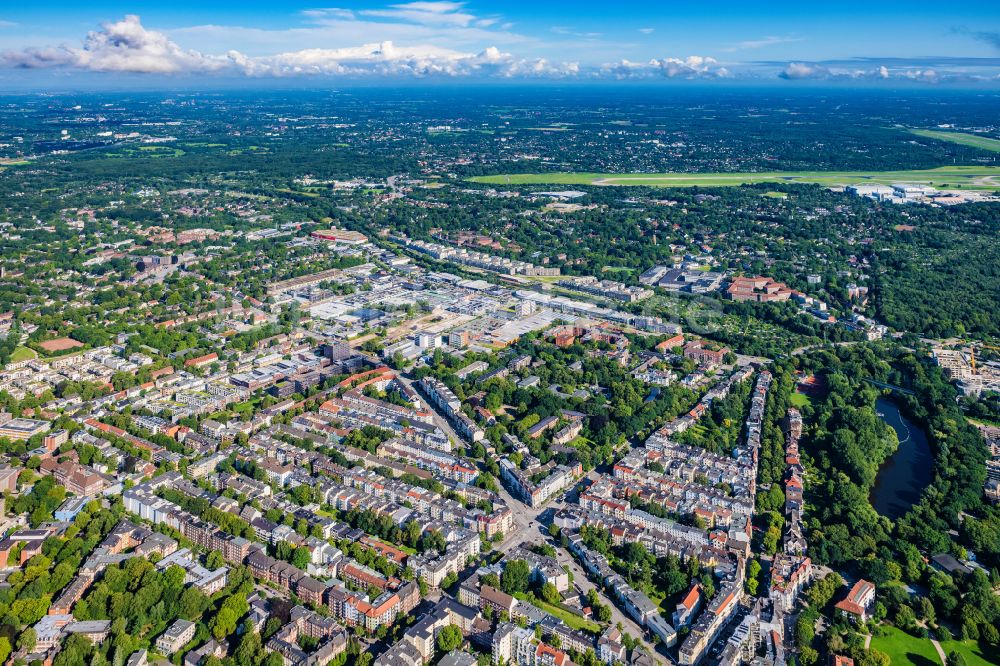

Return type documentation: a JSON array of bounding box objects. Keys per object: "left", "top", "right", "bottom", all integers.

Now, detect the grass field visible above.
[
  {"left": 469, "top": 166, "right": 1000, "bottom": 190},
  {"left": 938, "top": 639, "right": 999, "bottom": 666},
  {"left": 514, "top": 592, "right": 601, "bottom": 634},
  {"left": 870, "top": 626, "right": 941, "bottom": 666},
  {"left": 9, "top": 346, "right": 37, "bottom": 363},
  {"left": 909, "top": 129, "right": 1000, "bottom": 153},
  {"left": 789, "top": 392, "right": 812, "bottom": 408},
  {"left": 275, "top": 187, "right": 320, "bottom": 198}
]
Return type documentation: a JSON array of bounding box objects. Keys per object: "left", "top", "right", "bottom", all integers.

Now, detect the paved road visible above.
[
  {"left": 402, "top": 369, "right": 665, "bottom": 660},
  {"left": 552, "top": 543, "right": 655, "bottom": 649}
]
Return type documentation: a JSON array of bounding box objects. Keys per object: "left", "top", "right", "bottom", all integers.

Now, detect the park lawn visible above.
[
  {"left": 938, "top": 639, "right": 999, "bottom": 666},
  {"left": 870, "top": 625, "right": 941, "bottom": 666},
  {"left": 909, "top": 129, "right": 1000, "bottom": 153},
  {"left": 514, "top": 592, "right": 601, "bottom": 634},
  {"left": 276, "top": 187, "right": 320, "bottom": 197},
  {"left": 789, "top": 392, "right": 812, "bottom": 408},
  {"left": 469, "top": 166, "right": 1000, "bottom": 190},
  {"left": 9, "top": 346, "right": 37, "bottom": 363}
]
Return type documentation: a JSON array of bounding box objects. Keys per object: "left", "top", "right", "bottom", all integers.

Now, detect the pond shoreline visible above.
[{"left": 870, "top": 397, "right": 934, "bottom": 520}]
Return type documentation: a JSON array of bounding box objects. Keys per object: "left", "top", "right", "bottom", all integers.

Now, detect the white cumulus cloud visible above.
[
  {"left": 4, "top": 13, "right": 991, "bottom": 84},
  {"left": 602, "top": 55, "right": 729, "bottom": 79},
  {"left": 0, "top": 14, "right": 582, "bottom": 80},
  {"left": 3, "top": 14, "right": 229, "bottom": 73},
  {"left": 779, "top": 61, "right": 949, "bottom": 83},
  {"left": 779, "top": 62, "right": 830, "bottom": 79}
]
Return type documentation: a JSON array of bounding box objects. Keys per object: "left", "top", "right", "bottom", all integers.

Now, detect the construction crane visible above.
[{"left": 969, "top": 343, "right": 1000, "bottom": 375}]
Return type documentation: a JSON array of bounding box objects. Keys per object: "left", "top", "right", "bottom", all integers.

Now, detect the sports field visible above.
[
  {"left": 469, "top": 166, "right": 1000, "bottom": 189},
  {"left": 909, "top": 129, "right": 1000, "bottom": 153}
]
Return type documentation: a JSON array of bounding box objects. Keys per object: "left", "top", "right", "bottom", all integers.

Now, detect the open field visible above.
[
  {"left": 909, "top": 129, "right": 1000, "bottom": 153},
  {"left": 789, "top": 392, "right": 812, "bottom": 408},
  {"left": 514, "top": 592, "right": 601, "bottom": 634},
  {"left": 939, "top": 639, "right": 1000, "bottom": 666},
  {"left": 36, "top": 337, "right": 85, "bottom": 353},
  {"left": 470, "top": 166, "right": 1000, "bottom": 190},
  {"left": 9, "top": 346, "right": 37, "bottom": 363},
  {"left": 870, "top": 626, "right": 941, "bottom": 666}
]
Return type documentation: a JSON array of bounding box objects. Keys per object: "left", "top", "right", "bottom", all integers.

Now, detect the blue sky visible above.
[{"left": 2, "top": 1, "right": 1000, "bottom": 86}]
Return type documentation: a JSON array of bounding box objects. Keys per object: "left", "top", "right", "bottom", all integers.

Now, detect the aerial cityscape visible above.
[{"left": 0, "top": 4, "right": 998, "bottom": 666}]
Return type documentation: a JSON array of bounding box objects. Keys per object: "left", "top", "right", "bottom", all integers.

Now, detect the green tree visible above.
[
  {"left": 947, "top": 652, "right": 968, "bottom": 666},
  {"left": 206, "top": 551, "right": 225, "bottom": 570},
  {"left": 437, "top": 625, "right": 463, "bottom": 653},
  {"left": 799, "top": 646, "right": 818, "bottom": 666},
  {"left": 541, "top": 582, "right": 561, "bottom": 605},
  {"left": 235, "top": 630, "right": 263, "bottom": 666},
  {"left": 264, "top": 653, "right": 286, "bottom": 666},
  {"left": 178, "top": 586, "right": 209, "bottom": 620},
  {"left": 293, "top": 546, "right": 312, "bottom": 569},
  {"left": 502, "top": 559, "right": 531, "bottom": 595},
  {"left": 211, "top": 607, "right": 239, "bottom": 640},
  {"left": 17, "top": 627, "right": 36, "bottom": 653}
]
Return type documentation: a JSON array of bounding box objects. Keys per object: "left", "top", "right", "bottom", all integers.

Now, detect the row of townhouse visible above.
[
  {"left": 623, "top": 440, "right": 754, "bottom": 497},
  {"left": 126, "top": 473, "right": 422, "bottom": 634},
  {"left": 506, "top": 546, "right": 571, "bottom": 593},
  {"left": 405, "top": 238, "right": 560, "bottom": 277},
  {"left": 600, "top": 466, "right": 753, "bottom": 521},
  {"left": 499, "top": 458, "right": 581, "bottom": 508},
  {"left": 52, "top": 520, "right": 178, "bottom": 615},
  {"left": 376, "top": 597, "right": 486, "bottom": 666},
  {"left": 646, "top": 367, "right": 754, "bottom": 442},
  {"left": 768, "top": 554, "right": 813, "bottom": 612},
  {"left": 667, "top": 373, "right": 765, "bottom": 664},
  {"left": 334, "top": 466, "right": 512, "bottom": 539},
  {"left": 265, "top": 605, "right": 349, "bottom": 666},
  {"left": 783, "top": 407, "right": 808, "bottom": 557},
  {"left": 743, "top": 371, "right": 772, "bottom": 463},
  {"left": 377, "top": 438, "right": 479, "bottom": 483},
  {"left": 318, "top": 395, "right": 450, "bottom": 449},
  {"left": 580, "top": 474, "right": 753, "bottom": 552},
  {"left": 315, "top": 475, "right": 484, "bottom": 588},
  {"left": 557, "top": 506, "right": 728, "bottom": 569},
  {"left": 564, "top": 531, "right": 677, "bottom": 647},
  {"left": 418, "top": 376, "right": 485, "bottom": 443},
  {"left": 678, "top": 560, "right": 746, "bottom": 666},
  {"left": 407, "top": 530, "right": 482, "bottom": 587},
  {"left": 234, "top": 418, "right": 508, "bottom": 585},
  {"left": 170, "top": 469, "right": 353, "bottom": 567}
]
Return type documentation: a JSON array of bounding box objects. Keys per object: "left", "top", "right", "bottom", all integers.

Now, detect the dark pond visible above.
[{"left": 870, "top": 397, "right": 934, "bottom": 520}]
